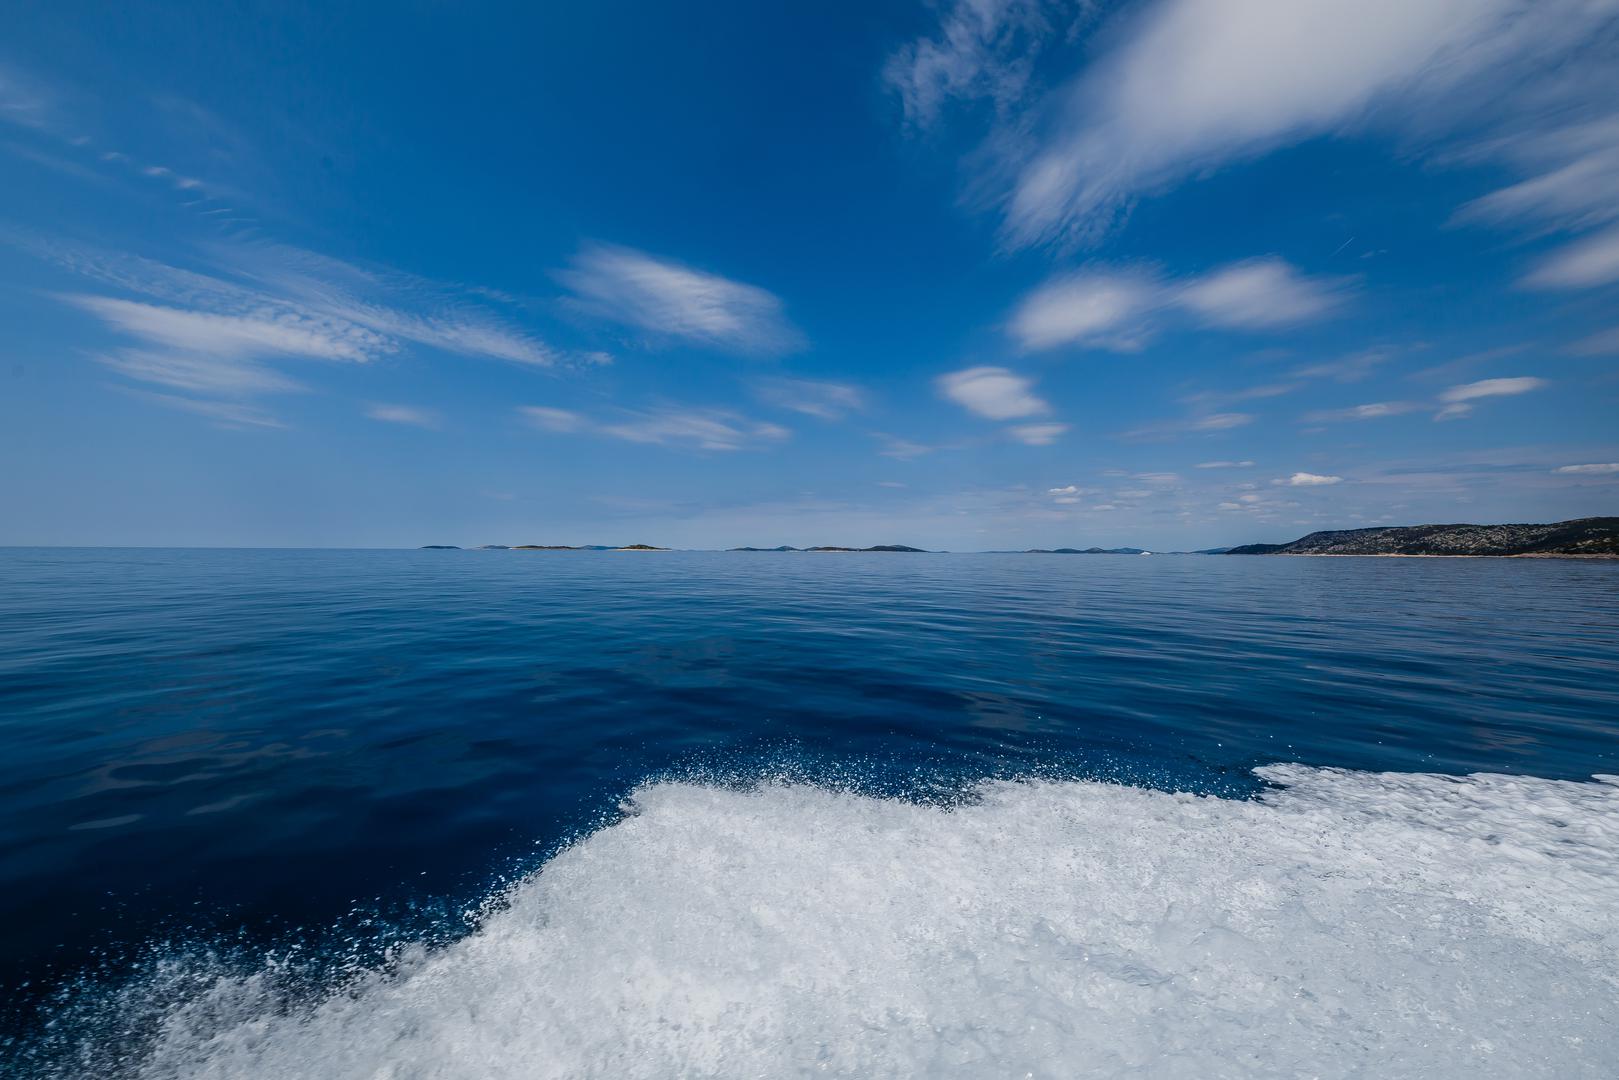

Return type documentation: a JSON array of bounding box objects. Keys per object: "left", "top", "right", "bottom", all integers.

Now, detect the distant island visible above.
[
  {"left": 1228, "top": 517, "right": 1619, "bottom": 558},
  {"left": 420, "top": 520, "right": 1619, "bottom": 558},
  {"left": 423, "top": 544, "right": 667, "bottom": 551},
  {"left": 729, "top": 544, "right": 930, "bottom": 552}
]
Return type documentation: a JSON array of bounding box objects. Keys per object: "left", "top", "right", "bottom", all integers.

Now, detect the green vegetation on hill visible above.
[{"left": 1228, "top": 517, "right": 1619, "bottom": 557}]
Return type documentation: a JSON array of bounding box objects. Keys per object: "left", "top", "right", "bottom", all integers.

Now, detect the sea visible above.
[{"left": 1, "top": 547, "right": 1616, "bottom": 1078}]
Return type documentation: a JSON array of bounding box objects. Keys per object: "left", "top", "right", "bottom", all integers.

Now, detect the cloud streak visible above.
[
  {"left": 995, "top": 0, "right": 1619, "bottom": 249},
  {"left": 1434, "top": 376, "right": 1547, "bottom": 420},
  {"left": 32, "top": 236, "right": 563, "bottom": 428},
  {"left": 559, "top": 244, "right": 803, "bottom": 354},
  {"left": 752, "top": 377, "right": 865, "bottom": 420},
  {"left": 1010, "top": 257, "right": 1347, "bottom": 351},
  {"left": 365, "top": 404, "right": 440, "bottom": 428},
  {"left": 522, "top": 404, "right": 790, "bottom": 452}
]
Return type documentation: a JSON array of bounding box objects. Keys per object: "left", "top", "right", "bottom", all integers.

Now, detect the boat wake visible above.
[{"left": 30, "top": 765, "right": 1619, "bottom": 1078}]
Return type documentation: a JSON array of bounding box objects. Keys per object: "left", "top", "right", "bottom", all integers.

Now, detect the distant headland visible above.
[{"left": 1227, "top": 517, "right": 1619, "bottom": 558}]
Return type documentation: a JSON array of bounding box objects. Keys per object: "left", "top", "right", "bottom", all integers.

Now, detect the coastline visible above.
[{"left": 1273, "top": 552, "right": 1619, "bottom": 560}]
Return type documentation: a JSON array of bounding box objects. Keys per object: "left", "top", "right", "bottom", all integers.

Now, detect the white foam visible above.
[{"left": 122, "top": 767, "right": 1619, "bottom": 1078}]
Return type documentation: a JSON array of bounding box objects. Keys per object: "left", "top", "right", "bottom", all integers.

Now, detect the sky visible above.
[{"left": 2, "top": 0, "right": 1617, "bottom": 551}]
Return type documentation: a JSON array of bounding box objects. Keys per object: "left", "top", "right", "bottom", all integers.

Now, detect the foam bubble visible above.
[{"left": 58, "top": 767, "right": 1619, "bottom": 1078}]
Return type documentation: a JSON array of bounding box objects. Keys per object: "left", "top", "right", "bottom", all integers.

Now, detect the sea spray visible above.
[{"left": 26, "top": 765, "right": 1619, "bottom": 1079}]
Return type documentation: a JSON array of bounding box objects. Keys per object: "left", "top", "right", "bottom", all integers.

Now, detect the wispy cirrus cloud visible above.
[
  {"left": 96, "top": 349, "right": 303, "bottom": 397},
  {"left": 121, "top": 390, "right": 284, "bottom": 430},
  {"left": 752, "top": 377, "right": 865, "bottom": 420},
  {"left": 1302, "top": 401, "right": 1421, "bottom": 424},
  {"left": 1554, "top": 462, "right": 1619, "bottom": 475},
  {"left": 1195, "top": 460, "right": 1254, "bottom": 469},
  {"left": 558, "top": 243, "right": 803, "bottom": 355},
  {"left": 27, "top": 235, "right": 562, "bottom": 427},
  {"left": 1009, "top": 422, "right": 1069, "bottom": 446},
  {"left": 1568, "top": 326, "right": 1619, "bottom": 355},
  {"left": 872, "top": 433, "right": 943, "bottom": 460},
  {"left": 1434, "top": 376, "right": 1547, "bottom": 420},
  {"left": 883, "top": 0, "right": 1077, "bottom": 130},
  {"left": 1521, "top": 224, "right": 1619, "bottom": 290},
  {"left": 1454, "top": 112, "right": 1619, "bottom": 290},
  {"left": 1120, "top": 410, "right": 1253, "bottom": 442},
  {"left": 365, "top": 404, "right": 440, "bottom": 429},
  {"left": 65, "top": 294, "right": 388, "bottom": 362},
  {"left": 888, "top": 0, "right": 1619, "bottom": 266},
  {"left": 521, "top": 404, "right": 790, "bottom": 453},
  {"left": 1290, "top": 348, "right": 1395, "bottom": 384},
  {"left": 994, "top": 0, "right": 1619, "bottom": 249},
  {"left": 1010, "top": 257, "right": 1347, "bottom": 351}
]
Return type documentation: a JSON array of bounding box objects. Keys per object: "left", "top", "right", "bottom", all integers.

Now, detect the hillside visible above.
[{"left": 1228, "top": 517, "right": 1619, "bottom": 557}]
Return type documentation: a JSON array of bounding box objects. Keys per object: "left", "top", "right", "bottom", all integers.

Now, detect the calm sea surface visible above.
[{"left": 2, "top": 548, "right": 1617, "bottom": 1075}]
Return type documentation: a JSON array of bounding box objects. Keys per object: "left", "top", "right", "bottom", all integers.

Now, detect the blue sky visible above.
[{"left": 2, "top": 0, "right": 1617, "bottom": 550}]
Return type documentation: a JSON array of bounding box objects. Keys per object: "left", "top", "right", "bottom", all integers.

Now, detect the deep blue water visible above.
[{"left": 2, "top": 547, "right": 1617, "bottom": 1066}]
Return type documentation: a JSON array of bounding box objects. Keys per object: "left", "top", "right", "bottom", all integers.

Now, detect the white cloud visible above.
[
  {"left": 1275, "top": 472, "right": 1343, "bottom": 487},
  {"left": 365, "top": 404, "right": 439, "bottom": 428},
  {"left": 1009, "top": 258, "right": 1343, "bottom": 350},
  {"left": 559, "top": 243, "right": 802, "bottom": 354},
  {"left": 1174, "top": 258, "right": 1346, "bottom": 328},
  {"left": 1439, "top": 376, "right": 1548, "bottom": 402},
  {"left": 997, "top": 0, "right": 1616, "bottom": 248},
  {"left": 1291, "top": 348, "right": 1393, "bottom": 384},
  {"left": 753, "top": 377, "right": 865, "bottom": 420},
  {"left": 1554, "top": 462, "right": 1619, "bottom": 474},
  {"left": 1190, "top": 412, "right": 1252, "bottom": 431},
  {"left": 38, "top": 239, "right": 564, "bottom": 429},
  {"left": 1303, "top": 401, "right": 1420, "bottom": 423},
  {"left": 1195, "top": 460, "right": 1254, "bottom": 469},
  {"left": 937, "top": 366, "right": 1050, "bottom": 420},
  {"left": 1122, "top": 410, "right": 1252, "bottom": 441},
  {"left": 522, "top": 404, "right": 790, "bottom": 452},
  {"left": 125, "top": 390, "right": 284, "bottom": 429},
  {"left": 1008, "top": 270, "right": 1159, "bottom": 350},
  {"left": 873, "top": 433, "right": 939, "bottom": 460},
  {"left": 882, "top": 0, "right": 1063, "bottom": 129},
  {"left": 1568, "top": 326, "right": 1619, "bottom": 355},
  {"left": 1522, "top": 223, "right": 1619, "bottom": 289},
  {"left": 1009, "top": 422, "right": 1068, "bottom": 445},
  {"left": 66, "top": 295, "right": 387, "bottom": 361},
  {"left": 599, "top": 410, "right": 791, "bottom": 452},
  {"left": 1454, "top": 124, "right": 1619, "bottom": 234},
  {"left": 520, "top": 406, "right": 588, "bottom": 434},
  {"left": 1455, "top": 112, "right": 1619, "bottom": 287},
  {"left": 95, "top": 349, "right": 302, "bottom": 396}
]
